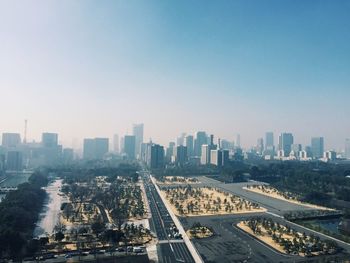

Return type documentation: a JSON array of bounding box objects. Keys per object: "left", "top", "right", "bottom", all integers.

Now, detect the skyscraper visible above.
[
  {"left": 147, "top": 144, "right": 164, "bottom": 169},
  {"left": 201, "top": 144, "right": 210, "bottom": 165},
  {"left": 194, "top": 131, "right": 207, "bottom": 157},
  {"left": 185, "top": 135, "right": 194, "bottom": 157},
  {"left": 2, "top": 133, "right": 21, "bottom": 148},
  {"left": 346, "top": 139, "right": 350, "bottom": 159},
  {"left": 311, "top": 137, "right": 324, "bottom": 159},
  {"left": 113, "top": 134, "right": 119, "bottom": 153},
  {"left": 265, "top": 132, "right": 274, "bottom": 148},
  {"left": 256, "top": 138, "right": 264, "bottom": 155},
  {"left": 6, "top": 151, "right": 23, "bottom": 171},
  {"left": 42, "top": 133, "right": 58, "bottom": 148},
  {"left": 236, "top": 134, "right": 241, "bottom": 148},
  {"left": 83, "top": 138, "right": 109, "bottom": 160},
  {"left": 278, "top": 133, "right": 294, "bottom": 157},
  {"left": 175, "top": 145, "right": 188, "bottom": 166},
  {"left": 124, "top": 135, "right": 136, "bottom": 159},
  {"left": 132, "top": 124, "right": 144, "bottom": 158},
  {"left": 165, "top": 142, "right": 175, "bottom": 163}
]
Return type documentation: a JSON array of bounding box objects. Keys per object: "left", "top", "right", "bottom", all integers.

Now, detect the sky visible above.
[{"left": 0, "top": 0, "right": 349, "bottom": 150}]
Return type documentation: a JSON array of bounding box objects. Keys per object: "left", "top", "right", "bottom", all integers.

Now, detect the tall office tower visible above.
[
  {"left": 201, "top": 144, "right": 210, "bottom": 165},
  {"left": 185, "top": 135, "right": 194, "bottom": 157},
  {"left": 41, "top": 133, "right": 58, "bottom": 147},
  {"left": 175, "top": 145, "right": 188, "bottom": 166},
  {"left": 311, "top": 137, "right": 324, "bottom": 159},
  {"left": 210, "top": 149, "right": 222, "bottom": 166},
  {"left": 113, "top": 134, "right": 119, "bottom": 153},
  {"left": 95, "top": 138, "right": 109, "bottom": 159},
  {"left": 62, "top": 148, "right": 74, "bottom": 163},
  {"left": 132, "top": 124, "right": 144, "bottom": 158},
  {"left": 147, "top": 144, "right": 164, "bottom": 169},
  {"left": 256, "top": 138, "right": 264, "bottom": 155},
  {"left": 236, "top": 134, "right": 241, "bottom": 148},
  {"left": 305, "top": 146, "right": 313, "bottom": 158},
  {"left": 346, "top": 139, "right": 350, "bottom": 159},
  {"left": 278, "top": 133, "right": 294, "bottom": 157},
  {"left": 265, "top": 132, "right": 274, "bottom": 148},
  {"left": 194, "top": 131, "right": 207, "bottom": 157},
  {"left": 222, "top": 150, "right": 229, "bottom": 166},
  {"left": 83, "top": 139, "right": 95, "bottom": 160},
  {"left": 0, "top": 153, "right": 5, "bottom": 174},
  {"left": 6, "top": 151, "right": 23, "bottom": 171},
  {"left": 83, "top": 138, "right": 109, "bottom": 160},
  {"left": 177, "top": 133, "right": 186, "bottom": 146},
  {"left": 120, "top": 136, "right": 124, "bottom": 153},
  {"left": 221, "top": 139, "right": 234, "bottom": 151},
  {"left": 165, "top": 142, "right": 175, "bottom": 163},
  {"left": 2, "top": 133, "right": 21, "bottom": 148},
  {"left": 124, "top": 135, "right": 136, "bottom": 159}
]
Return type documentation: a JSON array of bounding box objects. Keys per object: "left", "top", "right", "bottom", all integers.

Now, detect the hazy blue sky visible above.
[{"left": 1, "top": 0, "right": 349, "bottom": 150}]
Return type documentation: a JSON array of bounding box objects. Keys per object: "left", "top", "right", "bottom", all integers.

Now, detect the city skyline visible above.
[{"left": 1, "top": 1, "right": 350, "bottom": 150}]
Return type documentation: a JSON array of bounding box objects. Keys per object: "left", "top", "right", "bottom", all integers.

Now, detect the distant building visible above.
[
  {"left": 201, "top": 145, "right": 210, "bottom": 165},
  {"left": 95, "top": 138, "right": 109, "bottom": 159},
  {"left": 324, "top": 151, "right": 336, "bottom": 161},
  {"left": 185, "top": 135, "right": 194, "bottom": 157},
  {"left": 236, "top": 134, "right": 241, "bottom": 148},
  {"left": 62, "top": 148, "right": 74, "bottom": 163},
  {"left": 278, "top": 133, "right": 294, "bottom": 157},
  {"left": 291, "top": 144, "right": 302, "bottom": 158},
  {"left": 146, "top": 144, "right": 164, "bottom": 169},
  {"left": 211, "top": 149, "right": 229, "bottom": 167},
  {"left": 345, "top": 139, "right": 350, "bottom": 159},
  {"left": 221, "top": 139, "right": 234, "bottom": 151},
  {"left": 165, "top": 142, "right": 175, "bottom": 163},
  {"left": 175, "top": 145, "right": 188, "bottom": 166},
  {"left": 299, "top": 150, "right": 310, "bottom": 160},
  {"left": 2, "top": 133, "right": 21, "bottom": 148},
  {"left": 256, "top": 138, "right": 264, "bottom": 155},
  {"left": 113, "top": 134, "right": 119, "bottom": 153},
  {"left": 42, "top": 133, "right": 58, "bottom": 148},
  {"left": 194, "top": 131, "right": 207, "bottom": 157},
  {"left": 6, "top": 151, "right": 23, "bottom": 171},
  {"left": 311, "top": 137, "right": 324, "bottom": 159},
  {"left": 132, "top": 124, "right": 144, "bottom": 158},
  {"left": 265, "top": 132, "right": 274, "bottom": 149},
  {"left": 83, "top": 138, "right": 109, "bottom": 160},
  {"left": 124, "top": 135, "right": 136, "bottom": 160}
]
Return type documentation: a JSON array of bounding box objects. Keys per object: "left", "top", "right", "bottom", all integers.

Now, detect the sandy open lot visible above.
[
  {"left": 161, "top": 186, "right": 266, "bottom": 217},
  {"left": 157, "top": 176, "right": 200, "bottom": 185}
]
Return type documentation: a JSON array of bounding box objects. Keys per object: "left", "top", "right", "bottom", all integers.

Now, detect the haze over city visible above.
[{"left": 1, "top": 0, "right": 350, "bottom": 149}]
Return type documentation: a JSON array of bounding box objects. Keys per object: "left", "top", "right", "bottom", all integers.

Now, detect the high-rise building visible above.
[
  {"left": 221, "top": 139, "right": 234, "bottom": 151},
  {"left": 2, "top": 133, "right": 21, "bottom": 148},
  {"left": 95, "top": 138, "right": 109, "bottom": 159},
  {"left": 124, "top": 135, "right": 136, "bottom": 159},
  {"left": 62, "top": 148, "right": 74, "bottom": 163},
  {"left": 256, "top": 138, "right": 264, "bottom": 155},
  {"left": 83, "top": 138, "right": 109, "bottom": 160},
  {"left": 6, "top": 151, "right": 23, "bottom": 171},
  {"left": 345, "top": 139, "right": 350, "bottom": 159},
  {"left": 265, "top": 132, "right": 274, "bottom": 149},
  {"left": 185, "top": 135, "right": 194, "bottom": 157},
  {"left": 236, "top": 134, "right": 241, "bottom": 148},
  {"left": 324, "top": 151, "right": 336, "bottom": 161},
  {"left": 278, "top": 133, "right": 294, "bottom": 157},
  {"left": 132, "top": 124, "right": 144, "bottom": 158},
  {"left": 147, "top": 144, "right": 164, "bottom": 169},
  {"left": 175, "top": 145, "right": 188, "bottom": 166},
  {"left": 113, "top": 134, "right": 119, "bottom": 153},
  {"left": 165, "top": 142, "right": 175, "bottom": 163},
  {"left": 83, "top": 139, "right": 95, "bottom": 160},
  {"left": 177, "top": 133, "right": 186, "bottom": 146},
  {"left": 42, "top": 133, "right": 58, "bottom": 148},
  {"left": 194, "top": 131, "right": 207, "bottom": 157},
  {"left": 311, "top": 137, "right": 324, "bottom": 159},
  {"left": 201, "top": 144, "right": 210, "bottom": 165}
]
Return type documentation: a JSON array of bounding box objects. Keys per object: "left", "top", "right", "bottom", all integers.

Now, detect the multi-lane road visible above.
[{"left": 141, "top": 171, "right": 195, "bottom": 263}]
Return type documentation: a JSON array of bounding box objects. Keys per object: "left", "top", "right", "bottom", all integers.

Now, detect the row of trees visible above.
[
  {"left": 245, "top": 217, "right": 339, "bottom": 256},
  {"left": 0, "top": 172, "right": 49, "bottom": 260}
]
